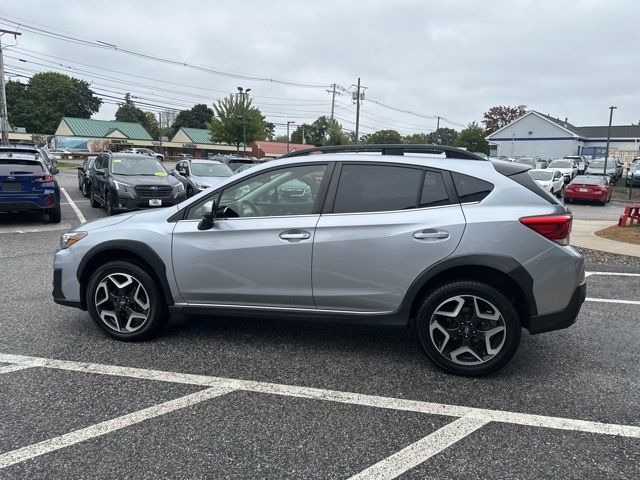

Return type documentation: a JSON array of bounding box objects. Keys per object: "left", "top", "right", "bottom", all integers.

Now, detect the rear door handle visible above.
[
  {"left": 279, "top": 230, "right": 311, "bottom": 241},
  {"left": 413, "top": 229, "right": 449, "bottom": 240}
]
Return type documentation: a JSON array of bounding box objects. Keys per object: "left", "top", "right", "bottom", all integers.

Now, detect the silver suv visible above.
[{"left": 53, "top": 145, "right": 586, "bottom": 376}]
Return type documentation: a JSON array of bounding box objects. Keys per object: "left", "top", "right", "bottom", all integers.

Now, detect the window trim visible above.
[
  {"left": 177, "top": 161, "right": 335, "bottom": 222},
  {"left": 324, "top": 161, "right": 458, "bottom": 215}
]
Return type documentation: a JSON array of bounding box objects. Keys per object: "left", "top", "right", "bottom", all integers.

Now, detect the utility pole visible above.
[
  {"left": 237, "top": 86, "right": 251, "bottom": 156},
  {"left": 604, "top": 106, "right": 617, "bottom": 179},
  {"left": 330, "top": 83, "right": 336, "bottom": 121},
  {"left": 436, "top": 116, "right": 441, "bottom": 131},
  {"left": 0, "top": 29, "right": 22, "bottom": 144},
  {"left": 286, "top": 121, "right": 295, "bottom": 153},
  {"left": 355, "top": 77, "right": 361, "bottom": 144}
]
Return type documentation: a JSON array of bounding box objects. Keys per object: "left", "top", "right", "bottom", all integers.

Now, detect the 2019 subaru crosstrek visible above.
[{"left": 53, "top": 145, "right": 586, "bottom": 376}]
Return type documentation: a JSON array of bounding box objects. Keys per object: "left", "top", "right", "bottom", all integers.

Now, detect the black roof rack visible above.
[{"left": 279, "top": 144, "right": 486, "bottom": 161}]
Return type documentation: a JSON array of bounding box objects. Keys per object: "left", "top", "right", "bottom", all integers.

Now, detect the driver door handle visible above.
[
  {"left": 279, "top": 230, "right": 311, "bottom": 241},
  {"left": 413, "top": 229, "right": 449, "bottom": 240}
]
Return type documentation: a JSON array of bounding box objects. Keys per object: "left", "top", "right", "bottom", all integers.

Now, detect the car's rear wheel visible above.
[
  {"left": 415, "top": 281, "right": 521, "bottom": 376},
  {"left": 48, "top": 204, "right": 61, "bottom": 223},
  {"left": 86, "top": 261, "right": 167, "bottom": 341}
]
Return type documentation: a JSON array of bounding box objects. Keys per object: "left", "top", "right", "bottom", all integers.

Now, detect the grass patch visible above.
[
  {"left": 595, "top": 224, "right": 640, "bottom": 246},
  {"left": 56, "top": 161, "right": 79, "bottom": 169}
]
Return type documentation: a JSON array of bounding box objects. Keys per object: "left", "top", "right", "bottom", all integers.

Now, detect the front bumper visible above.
[
  {"left": 527, "top": 281, "right": 586, "bottom": 334},
  {"left": 113, "top": 191, "right": 186, "bottom": 211},
  {"left": 53, "top": 268, "right": 83, "bottom": 309}
]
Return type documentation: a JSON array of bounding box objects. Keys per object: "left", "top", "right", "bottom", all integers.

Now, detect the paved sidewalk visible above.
[{"left": 571, "top": 220, "right": 640, "bottom": 257}]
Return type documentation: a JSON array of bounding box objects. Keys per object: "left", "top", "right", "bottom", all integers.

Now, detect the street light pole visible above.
[
  {"left": 237, "top": 86, "right": 251, "bottom": 156},
  {"left": 286, "top": 121, "right": 295, "bottom": 153},
  {"left": 604, "top": 106, "right": 617, "bottom": 179},
  {"left": 0, "top": 29, "right": 22, "bottom": 144}
]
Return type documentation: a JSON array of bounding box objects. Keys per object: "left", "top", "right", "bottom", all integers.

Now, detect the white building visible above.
[{"left": 486, "top": 111, "right": 640, "bottom": 163}]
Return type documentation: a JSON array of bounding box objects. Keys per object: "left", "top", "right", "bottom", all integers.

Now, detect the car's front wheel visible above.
[
  {"left": 86, "top": 261, "right": 167, "bottom": 341},
  {"left": 81, "top": 181, "right": 90, "bottom": 198},
  {"left": 415, "top": 281, "right": 521, "bottom": 376}
]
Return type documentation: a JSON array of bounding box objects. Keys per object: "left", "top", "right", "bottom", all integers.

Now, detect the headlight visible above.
[
  {"left": 196, "top": 183, "right": 209, "bottom": 190},
  {"left": 113, "top": 180, "right": 131, "bottom": 191},
  {"left": 60, "top": 231, "right": 87, "bottom": 249},
  {"left": 174, "top": 182, "right": 185, "bottom": 192}
]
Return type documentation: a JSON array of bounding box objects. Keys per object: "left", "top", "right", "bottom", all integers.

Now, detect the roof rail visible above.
[{"left": 279, "top": 144, "right": 486, "bottom": 160}]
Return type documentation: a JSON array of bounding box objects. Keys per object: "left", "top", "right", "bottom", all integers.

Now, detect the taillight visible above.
[
  {"left": 520, "top": 214, "right": 572, "bottom": 245},
  {"left": 36, "top": 174, "right": 55, "bottom": 183}
]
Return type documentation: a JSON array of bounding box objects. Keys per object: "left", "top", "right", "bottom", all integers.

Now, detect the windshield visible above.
[
  {"left": 190, "top": 163, "right": 233, "bottom": 177},
  {"left": 588, "top": 160, "right": 607, "bottom": 168},
  {"left": 528, "top": 171, "right": 553, "bottom": 181},
  {"left": 0, "top": 160, "right": 44, "bottom": 174},
  {"left": 110, "top": 156, "right": 167, "bottom": 176},
  {"left": 549, "top": 160, "right": 570, "bottom": 168}
]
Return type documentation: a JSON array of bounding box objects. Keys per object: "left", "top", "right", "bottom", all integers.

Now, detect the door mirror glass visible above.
[
  {"left": 50, "top": 166, "right": 59, "bottom": 175},
  {"left": 197, "top": 200, "right": 217, "bottom": 230}
]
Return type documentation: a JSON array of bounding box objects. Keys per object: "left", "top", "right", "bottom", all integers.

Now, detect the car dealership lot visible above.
[{"left": 0, "top": 171, "right": 638, "bottom": 479}]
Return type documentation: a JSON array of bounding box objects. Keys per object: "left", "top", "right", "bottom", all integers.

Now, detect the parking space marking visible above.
[
  {"left": 0, "top": 224, "right": 71, "bottom": 234},
  {"left": 586, "top": 297, "right": 640, "bottom": 305},
  {"left": 585, "top": 271, "right": 640, "bottom": 278},
  {"left": 60, "top": 187, "right": 86, "bottom": 224},
  {"left": 0, "top": 384, "right": 235, "bottom": 469},
  {"left": 1, "top": 353, "right": 638, "bottom": 441},
  {"left": 0, "top": 364, "right": 32, "bottom": 375},
  {"left": 348, "top": 416, "right": 490, "bottom": 480}
]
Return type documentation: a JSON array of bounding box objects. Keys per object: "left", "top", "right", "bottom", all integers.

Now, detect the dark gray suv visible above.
[{"left": 54, "top": 145, "right": 586, "bottom": 376}]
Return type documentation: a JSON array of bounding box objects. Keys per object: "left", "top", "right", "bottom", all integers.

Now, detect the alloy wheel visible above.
[
  {"left": 428, "top": 295, "right": 507, "bottom": 365},
  {"left": 94, "top": 273, "right": 150, "bottom": 333}
]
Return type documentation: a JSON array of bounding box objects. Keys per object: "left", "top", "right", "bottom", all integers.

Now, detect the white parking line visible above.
[
  {"left": 586, "top": 297, "right": 640, "bottom": 305},
  {"left": 0, "top": 385, "right": 235, "bottom": 469},
  {"left": 586, "top": 271, "right": 640, "bottom": 278},
  {"left": 348, "top": 416, "right": 489, "bottom": 480},
  {"left": 0, "top": 353, "right": 638, "bottom": 440},
  {"left": 60, "top": 187, "right": 86, "bottom": 224},
  {"left": 0, "top": 364, "right": 31, "bottom": 375}
]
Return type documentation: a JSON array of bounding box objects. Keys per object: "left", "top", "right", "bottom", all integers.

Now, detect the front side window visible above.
[
  {"left": 190, "top": 163, "right": 233, "bottom": 177},
  {"left": 332, "top": 164, "right": 423, "bottom": 214},
  {"left": 186, "top": 164, "right": 327, "bottom": 220}
]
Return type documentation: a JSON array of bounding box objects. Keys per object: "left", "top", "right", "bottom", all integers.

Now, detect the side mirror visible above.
[
  {"left": 197, "top": 200, "right": 217, "bottom": 231},
  {"left": 169, "top": 169, "right": 176, "bottom": 174},
  {"left": 50, "top": 166, "right": 60, "bottom": 175}
]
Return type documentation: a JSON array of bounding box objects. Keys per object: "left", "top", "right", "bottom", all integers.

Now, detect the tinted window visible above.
[
  {"left": 420, "top": 171, "right": 451, "bottom": 208},
  {"left": 0, "top": 160, "right": 44, "bottom": 174},
  {"left": 94, "top": 155, "right": 106, "bottom": 169},
  {"left": 452, "top": 172, "right": 494, "bottom": 203},
  {"left": 333, "top": 164, "right": 422, "bottom": 214},
  {"left": 190, "top": 163, "right": 233, "bottom": 177}
]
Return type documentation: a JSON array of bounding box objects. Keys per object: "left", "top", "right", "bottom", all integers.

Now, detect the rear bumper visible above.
[
  {"left": 527, "top": 281, "right": 586, "bottom": 334},
  {"left": 0, "top": 194, "right": 56, "bottom": 211},
  {"left": 565, "top": 191, "right": 606, "bottom": 202}
]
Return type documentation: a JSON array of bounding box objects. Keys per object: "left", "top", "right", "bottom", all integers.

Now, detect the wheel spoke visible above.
[
  {"left": 108, "top": 273, "right": 133, "bottom": 290},
  {"left": 100, "top": 310, "right": 120, "bottom": 331},
  {"left": 133, "top": 283, "right": 150, "bottom": 310},
  {"left": 125, "top": 311, "right": 147, "bottom": 332},
  {"left": 433, "top": 296, "right": 466, "bottom": 318},
  {"left": 478, "top": 326, "right": 506, "bottom": 355},
  {"left": 449, "top": 346, "right": 484, "bottom": 364},
  {"left": 429, "top": 320, "right": 451, "bottom": 353},
  {"left": 95, "top": 281, "right": 109, "bottom": 306},
  {"left": 473, "top": 297, "right": 500, "bottom": 321}
]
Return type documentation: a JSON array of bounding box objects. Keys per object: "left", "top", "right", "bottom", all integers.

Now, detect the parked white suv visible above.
[
  {"left": 548, "top": 159, "right": 578, "bottom": 183},
  {"left": 563, "top": 156, "right": 587, "bottom": 174},
  {"left": 528, "top": 169, "right": 564, "bottom": 198}
]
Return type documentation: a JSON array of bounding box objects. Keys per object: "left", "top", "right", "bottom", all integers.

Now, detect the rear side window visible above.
[
  {"left": 333, "top": 164, "right": 423, "bottom": 213},
  {"left": 452, "top": 173, "right": 493, "bottom": 203},
  {"left": 421, "top": 171, "right": 450, "bottom": 208},
  {"left": 0, "top": 160, "right": 44, "bottom": 174}
]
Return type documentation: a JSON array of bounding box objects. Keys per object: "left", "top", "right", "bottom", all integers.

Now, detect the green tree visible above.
[
  {"left": 482, "top": 105, "right": 527, "bottom": 134},
  {"left": 170, "top": 104, "right": 214, "bottom": 136},
  {"left": 274, "top": 134, "right": 289, "bottom": 143},
  {"left": 455, "top": 122, "right": 489, "bottom": 153},
  {"left": 427, "top": 127, "right": 459, "bottom": 146},
  {"left": 290, "top": 116, "right": 347, "bottom": 146},
  {"left": 209, "top": 94, "right": 267, "bottom": 152},
  {"left": 6, "top": 73, "right": 101, "bottom": 134},
  {"left": 326, "top": 119, "right": 348, "bottom": 145},
  {"left": 403, "top": 133, "right": 430, "bottom": 144},
  {"left": 143, "top": 111, "right": 160, "bottom": 140},
  {"left": 361, "top": 129, "right": 403, "bottom": 144},
  {"left": 290, "top": 123, "right": 311, "bottom": 144},
  {"left": 115, "top": 93, "right": 146, "bottom": 124}
]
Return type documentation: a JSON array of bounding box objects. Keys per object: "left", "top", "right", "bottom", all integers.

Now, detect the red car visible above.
[{"left": 564, "top": 175, "right": 612, "bottom": 205}]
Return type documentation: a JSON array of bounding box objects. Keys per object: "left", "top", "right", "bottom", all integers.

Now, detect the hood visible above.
[
  {"left": 112, "top": 173, "right": 180, "bottom": 186},
  {"left": 74, "top": 213, "right": 135, "bottom": 232},
  {"left": 191, "top": 175, "right": 230, "bottom": 188}
]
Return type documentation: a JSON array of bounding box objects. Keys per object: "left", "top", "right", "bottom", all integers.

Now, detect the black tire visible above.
[
  {"left": 86, "top": 260, "right": 168, "bottom": 341},
  {"left": 104, "top": 190, "right": 115, "bottom": 216},
  {"left": 90, "top": 190, "right": 100, "bottom": 208},
  {"left": 187, "top": 185, "right": 194, "bottom": 198},
  {"left": 78, "top": 175, "right": 83, "bottom": 190},
  {"left": 81, "top": 180, "right": 90, "bottom": 198},
  {"left": 415, "top": 281, "right": 521, "bottom": 376},
  {"left": 48, "top": 204, "right": 62, "bottom": 223}
]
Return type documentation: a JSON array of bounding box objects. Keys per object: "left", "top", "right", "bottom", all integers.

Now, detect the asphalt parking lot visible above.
[{"left": 0, "top": 167, "right": 638, "bottom": 479}]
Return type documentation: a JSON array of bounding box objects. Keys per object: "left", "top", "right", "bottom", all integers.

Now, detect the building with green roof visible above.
[
  {"left": 54, "top": 117, "right": 155, "bottom": 153},
  {"left": 169, "top": 127, "right": 240, "bottom": 157}
]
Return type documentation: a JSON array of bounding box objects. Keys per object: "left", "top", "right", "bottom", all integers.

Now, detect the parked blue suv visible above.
[{"left": 0, "top": 153, "right": 61, "bottom": 223}]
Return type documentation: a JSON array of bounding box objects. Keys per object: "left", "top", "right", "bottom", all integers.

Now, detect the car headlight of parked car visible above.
[
  {"left": 196, "top": 183, "right": 209, "bottom": 190},
  {"left": 113, "top": 180, "right": 133, "bottom": 192},
  {"left": 60, "top": 231, "right": 87, "bottom": 249}
]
